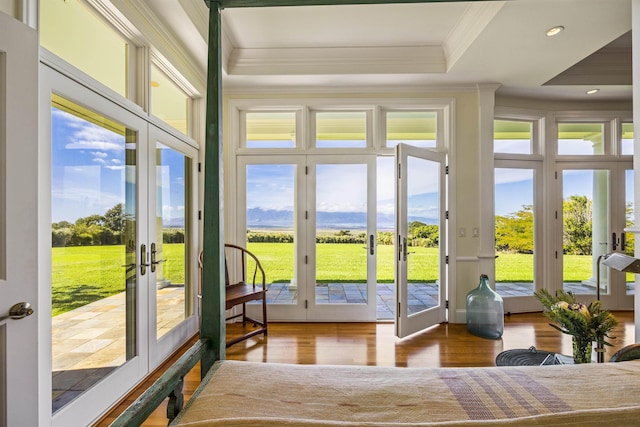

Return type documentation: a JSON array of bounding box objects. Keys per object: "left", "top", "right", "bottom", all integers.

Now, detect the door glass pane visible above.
[
  {"left": 626, "top": 169, "right": 635, "bottom": 295},
  {"left": 386, "top": 111, "right": 436, "bottom": 148},
  {"left": 622, "top": 123, "right": 634, "bottom": 155},
  {"left": 494, "top": 168, "right": 535, "bottom": 297},
  {"left": 40, "top": 0, "right": 127, "bottom": 97},
  {"left": 558, "top": 123, "right": 604, "bottom": 155},
  {"left": 155, "top": 143, "right": 191, "bottom": 338},
  {"left": 494, "top": 120, "right": 532, "bottom": 154},
  {"left": 151, "top": 64, "right": 188, "bottom": 136},
  {"left": 316, "top": 112, "right": 366, "bottom": 148},
  {"left": 51, "top": 96, "right": 136, "bottom": 412},
  {"left": 407, "top": 156, "right": 440, "bottom": 316},
  {"left": 246, "top": 164, "right": 297, "bottom": 304},
  {"left": 246, "top": 112, "right": 296, "bottom": 148},
  {"left": 562, "top": 170, "right": 608, "bottom": 296},
  {"left": 315, "top": 164, "right": 368, "bottom": 305},
  {"left": 377, "top": 157, "right": 395, "bottom": 319}
]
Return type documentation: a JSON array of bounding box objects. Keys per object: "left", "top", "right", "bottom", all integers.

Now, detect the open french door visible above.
[
  {"left": 0, "top": 12, "right": 39, "bottom": 426},
  {"left": 395, "top": 144, "right": 447, "bottom": 338}
]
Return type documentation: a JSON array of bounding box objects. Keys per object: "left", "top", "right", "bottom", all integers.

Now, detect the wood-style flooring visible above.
[{"left": 95, "top": 311, "right": 636, "bottom": 426}]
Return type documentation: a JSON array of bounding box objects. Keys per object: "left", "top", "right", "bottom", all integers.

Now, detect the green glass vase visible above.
[{"left": 466, "top": 274, "right": 504, "bottom": 339}]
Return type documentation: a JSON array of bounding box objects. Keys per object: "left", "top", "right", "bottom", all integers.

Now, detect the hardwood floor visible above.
[{"left": 95, "top": 311, "right": 636, "bottom": 426}]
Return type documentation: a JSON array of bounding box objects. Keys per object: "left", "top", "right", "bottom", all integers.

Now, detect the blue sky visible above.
[{"left": 51, "top": 107, "right": 186, "bottom": 225}]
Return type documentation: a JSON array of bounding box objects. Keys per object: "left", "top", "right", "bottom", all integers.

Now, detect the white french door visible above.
[
  {"left": 395, "top": 144, "right": 447, "bottom": 338},
  {"left": 238, "top": 155, "right": 377, "bottom": 321},
  {"left": 306, "top": 155, "right": 377, "bottom": 321},
  {"left": 42, "top": 64, "right": 198, "bottom": 425},
  {"left": 556, "top": 162, "right": 634, "bottom": 310},
  {"left": 147, "top": 126, "right": 199, "bottom": 368},
  {"left": 0, "top": 12, "right": 39, "bottom": 427}
]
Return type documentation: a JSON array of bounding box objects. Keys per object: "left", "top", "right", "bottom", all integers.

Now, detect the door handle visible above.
[
  {"left": 140, "top": 244, "right": 150, "bottom": 276},
  {"left": 621, "top": 232, "right": 627, "bottom": 251},
  {"left": 150, "top": 243, "right": 166, "bottom": 273},
  {"left": 0, "top": 302, "right": 34, "bottom": 322},
  {"left": 612, "top": 232, "right": 618, "bottom": 251}
]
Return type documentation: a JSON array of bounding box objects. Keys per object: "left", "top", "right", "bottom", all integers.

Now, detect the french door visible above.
[
  {"left": 238, "top": 155, "right": 377, "bottom": 321},
  {"left": 0, "top": 12, "right": 39, "bottom": 426},
  {"left": 43, "top": 65, "right": 198, "bottom": 426},
  {"left": 395, "top": 144, "right": 447, "bottom": 338},
  {"left": 556, "top": 163, "right": 634, "bottom": 310}
]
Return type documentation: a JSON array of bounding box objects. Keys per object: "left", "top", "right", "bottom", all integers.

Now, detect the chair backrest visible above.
[
  {"left": 198, "top": 244, "right": 266, "bottom": 289},
  {"left": 224, "top": 243, "right": 266, "bottom": 290}
]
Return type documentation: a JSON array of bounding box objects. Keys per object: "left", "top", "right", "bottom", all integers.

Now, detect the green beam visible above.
[
  {"left": 200, "top": 0, "right": 226, "bottom": 376},
  {"left": 209, "top": 0, "right": 494, "bottom": 8}
]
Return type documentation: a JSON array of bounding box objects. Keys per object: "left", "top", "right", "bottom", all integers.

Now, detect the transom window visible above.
[
  {"left": 557, "top": 122, "right": 605, "bottom": 155},
  {"left": 40, "top": 0, "right": 128, "bottom": 97},
  {"left": 385, "top": 111, "right": 437, "bottom": 148},
  {"left": 494, "top": 119, "right": 533, "bottom": 154},
  {"left": 151, "top": 63, "right": 189, "bottom": 136},
  {"left": 315, "top": 111, "right": 367, "bottom": 148},
  {"left": 244, "top": 112, "right": 297, "bottom": 148}
]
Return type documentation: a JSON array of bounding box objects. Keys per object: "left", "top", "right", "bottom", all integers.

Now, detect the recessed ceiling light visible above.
[
  {"left": 546, "top": 26, "right": 564, "bottom": 37},
  {"left": 586, "top": 89, "right": 600, "bottom": 95}
]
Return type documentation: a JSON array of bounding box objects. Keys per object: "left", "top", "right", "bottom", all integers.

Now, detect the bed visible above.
[
  {"left": 168, "top": 358, "right": 640, "bottom": 427},
  {"left": 110, "top": 339, "right": 640, "bottom": 427}
]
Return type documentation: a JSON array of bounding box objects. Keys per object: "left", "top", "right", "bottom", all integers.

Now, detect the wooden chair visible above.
[{"left": 201, "top": 243, "right": 267, "bottom": 347}]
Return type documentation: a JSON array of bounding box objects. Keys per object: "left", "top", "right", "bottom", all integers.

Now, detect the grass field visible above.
[
  {"left": 52, "top": 242, "right": 596, "bottom": 316},
  {"left": 52, "top": 244, "right": 185, "bottom": 316}
]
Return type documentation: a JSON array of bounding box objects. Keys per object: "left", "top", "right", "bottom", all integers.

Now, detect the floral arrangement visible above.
[{"left": 534, "top": 289, "right": 618, "bottom": 363}]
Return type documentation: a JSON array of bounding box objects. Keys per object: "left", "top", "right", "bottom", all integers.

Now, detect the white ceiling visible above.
[{"left": 145, "top": 0, "right": 632, "bottom": 101}]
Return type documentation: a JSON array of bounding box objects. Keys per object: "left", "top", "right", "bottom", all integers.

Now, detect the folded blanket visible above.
[{"left": 172, "top": 359, "right": 640, "bottom": 426}]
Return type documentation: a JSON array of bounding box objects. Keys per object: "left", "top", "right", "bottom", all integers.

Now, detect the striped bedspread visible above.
[{"left": 172, "top": 359, "right": 640, "bottom": 426}]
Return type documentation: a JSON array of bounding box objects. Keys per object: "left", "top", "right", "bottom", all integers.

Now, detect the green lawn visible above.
[
  {"left": 52, "top": 244, "right": 185, "bottom": 316},
  {"left": 52, "top": 242, "right": 595, "bottom": 316}
]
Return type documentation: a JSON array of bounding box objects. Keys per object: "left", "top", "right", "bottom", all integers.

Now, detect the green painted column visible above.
[{"left": 201, "top": 0, "right": 225, "bottom": 377}]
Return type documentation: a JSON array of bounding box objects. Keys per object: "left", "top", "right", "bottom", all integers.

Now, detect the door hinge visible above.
[
  {"left": 397, "top": 163, "right": 401, "bottom": 180},
  {"left": 555, "top": 211, "right": 557, "bottom": 220},
  {"left": 198, "top": 162, "right": 202, "bottom": 172},
  {"left": 305, "top": 211, "right": 308, "bottom": 220},
  {"left": 445, "top": 300, "right": 449, "bottom": 309},
  {"left": 555, "top": 171, "right": 558, "bottom": 180},
  {"left": 555, "top": 251, "right": 558, "bottom": 259},
  {"left": 445, "top": 211, "right": 449, "bottom": 220},
  {"left": 305, "top": 300, "right": 308, "bottom": 309},
  {"left": 445, "top": 255, "right": 449, "bottom": 264},
  {"left": 305, "top": 166, "right": 308, "bottom": 175},
  {"left": 445, "top": 165, "right": 449, "bottom": 174},
  {"left": 198, "top": 210, "right": 202, "bottom": 220},
  {"left": 305, "top": 255, "right": 308, "bottom": 264}
]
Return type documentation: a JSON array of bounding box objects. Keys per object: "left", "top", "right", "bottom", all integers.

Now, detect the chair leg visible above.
[{"left": 262, "top": 296, "right": 268, "bottom": 336}]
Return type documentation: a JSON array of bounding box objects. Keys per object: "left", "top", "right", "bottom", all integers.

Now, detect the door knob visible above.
[{"left": 0, "top": 302, "right": 34, "bottom": 322}]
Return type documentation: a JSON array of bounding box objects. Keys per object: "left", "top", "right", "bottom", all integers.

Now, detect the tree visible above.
[
  {"left": 563, "top": 195, "right": 592, "bottom": 255},
  {"left": 104, "top": 203, "right": 125, "bottom": 234},
  {"left": 495, "top": 205, "right": 534, "bottom": 253}
]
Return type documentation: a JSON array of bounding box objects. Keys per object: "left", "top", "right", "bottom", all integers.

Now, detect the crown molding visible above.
[
  {"left": 444, "top": 1, "right": 505, "bottom": 70},
  {"left": 228, "top": 46, "right": 445, "bottom": 75},
  {"left": 106, "top": 0, "right": 207, "bottom": 95}
]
